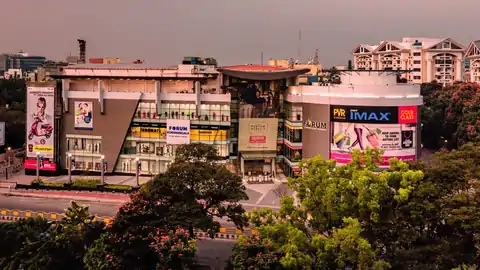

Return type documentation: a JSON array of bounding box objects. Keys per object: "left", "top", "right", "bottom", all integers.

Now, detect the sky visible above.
[{"left": 1, "top": 0, "right": 480, "bottom": 68}]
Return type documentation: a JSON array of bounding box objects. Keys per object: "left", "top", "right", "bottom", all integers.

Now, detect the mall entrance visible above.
[{"left": 240, "top": 152, "right": 276, "bottom": 183}]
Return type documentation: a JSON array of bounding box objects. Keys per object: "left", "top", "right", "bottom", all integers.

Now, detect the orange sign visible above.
[{"left": 398, "top": 106, "right": 417, "bottom": 124}]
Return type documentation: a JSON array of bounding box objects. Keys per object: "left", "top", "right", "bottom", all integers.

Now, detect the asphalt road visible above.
[
  {"left": 0, "top": 195, "right": 277, "bottom": 223},
  {"left": 196, "top": 239, "right": 235, "bottom": 268}
]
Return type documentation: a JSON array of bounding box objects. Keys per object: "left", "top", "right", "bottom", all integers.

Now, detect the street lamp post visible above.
[
  {"left": 36, "top": 152, "right": 40, "bottom": 180},
  {"left": 135, "top": 157, "right": 140, "bottom": 187},
  {"left": 68, "top": 153, "right": 72, "bottom": 184},
  {"left": 6, "top": 147, "right": 11, "bottom": 166},
  {"left": 100, "top": 155, "right": 105, "bottom": 185}
]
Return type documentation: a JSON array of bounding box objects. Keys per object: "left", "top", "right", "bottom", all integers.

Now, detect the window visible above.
[
  {"left": 66, "top": 135, "right": 103, "bottom": 172},
  {"left": 134, "top": 102, "right": 231, "bottom": 123},
  {"left": 413, "top": 52, "right": 421, "bottom": 56},
  {"left": 413, "top": 60, "right": 421, "bottom": 64},
  {"left": 285, "top": 126, "right": 302, "bottom": 143},
  {"left": 283, "top": 103, "right": 302, "bottom": 122},
  {"left": 284, "top": 147, "right": 302, "bottom": 162},
  {"left": 413, "top": 76, "right": 421, "bottom": 80},
  {"left": 413, "top": 68, "right": 421, "bottom": 72}
]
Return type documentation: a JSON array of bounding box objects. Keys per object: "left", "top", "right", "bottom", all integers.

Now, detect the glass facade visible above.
[
  {"left": 284, "top": 126, "right": 302, "bottom": 143},
  {"left": 65, "top": 135, "right": 103, "bottom": 171},
  {"left": 134, "top": 102, "right": 231, "bottom": 123},
  {"left": 117, "top": 123, "right": 229, "bottom": 174}
]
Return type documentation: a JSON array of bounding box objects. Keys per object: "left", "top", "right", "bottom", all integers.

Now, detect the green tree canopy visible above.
[
  {"left": 233, "top": 146, "right": 480, "bottom": 269},
  {"left": 85, "top": 143, "right": 248, "bottom": 269},
  {"left": 421, "top": 82, "right": 480, "bottom": 149},
  {"left": 1, "top": 201, "right": 105, "bottom": 270}
]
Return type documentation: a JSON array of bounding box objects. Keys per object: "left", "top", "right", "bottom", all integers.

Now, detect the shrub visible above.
[
  {"left": 72, "top": 178, "right": 101, "bottom": 188},
  {"left": 104, "top": 185, "right": 132, "bottom": 192}
]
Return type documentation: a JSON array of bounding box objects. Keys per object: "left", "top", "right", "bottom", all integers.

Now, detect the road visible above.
[
  {"left": 0, "top": 195, "right": 277, "bottom": 225},
  {"left": 196, "top": 239, "right": 235, "bottom": 268}
]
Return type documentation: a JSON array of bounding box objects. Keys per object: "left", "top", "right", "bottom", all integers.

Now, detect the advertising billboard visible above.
[
  {"left": 0, "top": 122, "right": 5, "bottom": 147},
  {"left": 238, "top": 118, "right": 278, "bottom": 152},
  {"left": 74, "top": 101, "right": 93, "bottom": 130},
  {"left": 330, "top": 105, "right": 418, "bottom": 166},
  {"left": 24, "top": 159, "right": 56, "bottom": 171},
  {"left": 331, "top": 105, "right": 417, "bottom": 124},
  {"left": 26, "top": 86, "right": 55, "bottom": 159},
  {"left": 166, "top": 119, "right": 190, "bottom": 145}
]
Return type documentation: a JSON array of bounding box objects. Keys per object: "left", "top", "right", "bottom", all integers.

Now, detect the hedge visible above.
[{"left": 16, "top": 178, "right": 138, "bottom": 193}]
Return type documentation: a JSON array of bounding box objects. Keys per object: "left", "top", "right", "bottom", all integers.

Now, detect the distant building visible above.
[
  {"left": 3, "top": 69, "right": 23, "bottom": 79},
  {"left": 465, "top": 41, "right": 480, "bottom": 83},
  {"left": 352, "top": 37, "right": 466, "bottom": 84},
  {"left": 0, "top": 51, "right": 46, "bottom": 74},
  {"left": 89, "top": 57, "right": 121, "bottom": 64},
  {"left": 36, "top": 60, "right": 69, "bottom": 81},
  {"left": 268, "top": 59, "right": 321, "bottom": 85}
]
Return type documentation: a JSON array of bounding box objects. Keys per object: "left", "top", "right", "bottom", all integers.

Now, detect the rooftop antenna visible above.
[{"left": 297, "top": 30, "right": 302, "bottom": 62}]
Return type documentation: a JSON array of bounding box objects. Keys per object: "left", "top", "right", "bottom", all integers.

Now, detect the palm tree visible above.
[{"left": 327, "top": 66, "right": 341, "bottom": 84}]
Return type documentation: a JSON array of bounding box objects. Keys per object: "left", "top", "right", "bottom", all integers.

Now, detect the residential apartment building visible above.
[
  {"left": 465, "top": 41, "right": 480, "bottom": 83},
  {"left": 352, "top": 37, "right": 465, "bottom": 84}
]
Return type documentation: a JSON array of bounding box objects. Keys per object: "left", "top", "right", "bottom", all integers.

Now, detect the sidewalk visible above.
[{"left": 0, "top": 188, "right": 129, "bottom": 203}]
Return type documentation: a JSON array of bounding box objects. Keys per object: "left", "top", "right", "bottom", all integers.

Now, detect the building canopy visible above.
[{"left": 218, "top": 65, "right": 310, "bottom": 81}]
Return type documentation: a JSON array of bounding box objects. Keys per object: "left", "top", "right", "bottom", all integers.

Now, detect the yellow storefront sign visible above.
[
  {"left": 131, "top": 127, "right": 166, "bottom": 139},
  {"left": 190, "top": 129, "right": 227, "bottom": 141},
  {"left": 33, "top": 146, "right": 54, "bottom": 152},
  {"left": 131, "top": 127, "right": 227, "bottom": 141}
]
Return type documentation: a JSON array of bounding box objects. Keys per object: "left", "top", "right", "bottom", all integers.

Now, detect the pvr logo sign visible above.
[
  {"left": 398, "top": 106, "right": 417, "bottom": 124},
  {"left": 332, "top": 108, "right": 346, "bottom": 120}
]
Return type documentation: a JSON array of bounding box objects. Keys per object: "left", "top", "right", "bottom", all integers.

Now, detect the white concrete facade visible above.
[
  {"left": 285, "top": 71, "right": 422, "bottom": 106},
  {"left": 352, "top": 37, "right": 466, "bottom": 85},
  {"left": 465, "top": 41, "right": 480, "bottom": 83}
]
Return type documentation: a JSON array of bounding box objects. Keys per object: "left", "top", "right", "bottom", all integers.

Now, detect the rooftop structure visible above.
[
  {"left": 465, "top": 40, "right": 480, "bottom": 83},
  {"left": 352, "top": 37, "right": 466, "bottom": 84}
]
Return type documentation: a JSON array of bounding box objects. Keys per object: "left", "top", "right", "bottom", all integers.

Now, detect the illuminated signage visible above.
[
  {"left": 350, "top": 111, "right": 391, "bottom": 122},
  {"left": 238, "top": 118, "right": 278, "bottom": 152},
  {"left": 303, "top": 119, "right": 327, "bottom": 130},
  {"left": 331, "top": 106, "right": 398, "bottom": 124},
  {"left": 398, "top": 106, "right": 417, "bottom": 124}
]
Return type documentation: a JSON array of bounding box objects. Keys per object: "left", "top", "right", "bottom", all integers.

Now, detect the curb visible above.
[
  {"left": 0, "top": 208, "right": 255, "bottom": 240},
  {"left": 0, "top": 191, "right": 128, "bottom": 204}
]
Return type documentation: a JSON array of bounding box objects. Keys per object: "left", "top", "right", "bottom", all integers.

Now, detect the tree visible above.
[
  {"left": 230, "top": 236, "right": 284, "bottom": 270},
  {"left": 327, "top": 66, "right": 341, "bottom": 84},
  {"left": 0, "top": 78, "right": 27, "bottom": 149},
  {"left": 84, "top": 143, "right": 248, "bottom": 269},
  {"left": 2, "top": 201, "right": 105, "bottom": 270},
  {"left": 232, "top": 149, "right": 400, "bottom": 269},
  {"left": 233, "top": 146, "right": 480, "bottom": 269},
  {"left": 421, "top": 82, "right": 480, "bottom": 149},
  {"left": 0, "top": 216, "right": 50, "bottom": 267}
]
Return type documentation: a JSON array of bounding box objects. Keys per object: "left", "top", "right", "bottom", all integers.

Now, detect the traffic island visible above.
[{"left": 16, "top": 178, "right": 139, "bottom": 193}]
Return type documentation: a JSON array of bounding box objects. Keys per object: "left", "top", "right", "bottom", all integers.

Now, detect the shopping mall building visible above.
[
  {"left": 24, "top": 58, "right": 311, "bottom": 177},
  {"left": 24, "top": 59, "right": 422, "bottom": 177}
]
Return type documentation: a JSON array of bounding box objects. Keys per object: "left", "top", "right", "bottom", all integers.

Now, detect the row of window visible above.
[
  {"left": 66, "top": 137, "right": 102, "bottom": 154},
  {"left": 121, "top": 140, "right": 229, "bottom": 158},
  {"left": 135, "top": 103, "right": 231, "bottom": 122}
]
